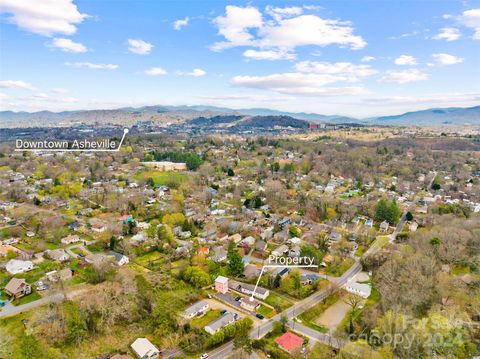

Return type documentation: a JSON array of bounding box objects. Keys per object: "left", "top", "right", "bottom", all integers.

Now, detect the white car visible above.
[{"left": 199, "top": 354, "right": 209, "bottom": 359}]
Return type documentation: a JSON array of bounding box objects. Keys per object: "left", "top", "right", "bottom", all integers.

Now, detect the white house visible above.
[
  {"left": 45, "top": 249, "right": 70, "bottom": 262},
  {"left": 130, "top": 338, "right": 160, "bottom": 359},
  {"left": 182, "top": 300, "right": 209, "bottom": 319},
  {"left": 205, "top": 312, "right": 236, "bottom": 335},
  {"left": 6, "top": 259, "right": 34, "bottom": 275},
  {"left": 240, "top": 236, "right": 256, "bottom": 247},
  {"left": 345, "top": 280, "right": 371, "bottom": 299},
  {"left": 271, "top": 244, "right": 288, "bottom": 258},
  {"left": 61, "top": 235, "right": 82, "bottom": 245},
  {"left": 108, "top": 251, "right": 130, "bottom": 266}
]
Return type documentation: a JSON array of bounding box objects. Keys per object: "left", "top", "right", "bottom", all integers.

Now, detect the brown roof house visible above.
[{"left": 5, "top": 278, "right": 31, "bottom": 299}]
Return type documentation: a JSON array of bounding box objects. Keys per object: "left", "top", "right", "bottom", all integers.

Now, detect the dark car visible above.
[
  {"left": 255, "top": 314, "right": 264, "bottom": 319},
  {"left": 234, "top": 296, "right": 241, "bottom": 301},
  {"left": 77, "top": 253, "right": 85, "bottom": 258},
  {"left": 220, "top": 309, "right": 227, "bottom": 315}
]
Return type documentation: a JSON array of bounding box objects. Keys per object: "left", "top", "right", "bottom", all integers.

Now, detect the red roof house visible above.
[
  {"left": 275, "top": 332, "right": 303, "bottom": 353},
  {"left": 198, "top": 247, "right": 210, "bottom": 255}
]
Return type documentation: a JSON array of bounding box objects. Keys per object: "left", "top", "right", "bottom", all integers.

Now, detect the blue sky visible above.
[{"left": 0, "top": 0, "right": 479, "bottom": 117}]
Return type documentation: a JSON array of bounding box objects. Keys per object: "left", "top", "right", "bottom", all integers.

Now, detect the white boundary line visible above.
[
  {"left": 249, "top": 264, "right": 319, "bottom": 301},
  {"left": 14, "top": 128, "right": 129, "bottom": 152}
]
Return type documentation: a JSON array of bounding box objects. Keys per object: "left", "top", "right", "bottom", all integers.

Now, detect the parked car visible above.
[
  {"left": 255, "top": 314, "right": 264, "bottom": 319},
  {"left": 220, "top": 309, "right": 227, "bottom": 315},
  {"left": 199, "top": 354, "right": 209, "bottom": 359},
  {"left": 207, "top": 294, "right": 212, "bottom": 299},
  {"left": 234, "top": 296, "right": 241, "bottom": 301},
  {"left": 37, "top": 284, "right": 49, "bottom": 291},
  {"left": 77, "top": 253, "right": 85, "bottom": 258}
]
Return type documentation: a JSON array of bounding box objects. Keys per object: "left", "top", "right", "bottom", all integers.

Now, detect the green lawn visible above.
[
  {"left": 325, "top": 258, "right": 355, "bottom": 277},
  {"left": 258, "top": 304, "right": 275, "bottom": 318},
  {"left": 134, "top": 170, "right": 187, "bottom": 186},
  {"left": 370, "top": 235, "right": 390, "bottom": 250},
  {"left": 15, "top": 261, "right": 62, "bottom": 284},
  {"left": 71, "top": 247, "right": 87, "bottom": 256},
  {"left": 296, "top": 319, "right": 328, "bottom": 333},
  {"left": 191, "top": 309, "right": 221, "bottom": 328},
  {"left": 135, "top": 251, "right": 164, "bottom": 268},
  {"left": 452, "top": 265, "right": 470, "bottom": 275},
  {"left": 264, "top": 293, "right": 293, "bottom": 312},
  {"left": 86, "top": 243, "right": 103, "bottom": 253},
  {"left": 355, "top": 245, "right": 365, "bottom": 256},
  {"left": 12, "top": 291, "right": 41, "bottom": 306},
  {"left": 45, "top": 242, "right": 61, "bottom": 250}
]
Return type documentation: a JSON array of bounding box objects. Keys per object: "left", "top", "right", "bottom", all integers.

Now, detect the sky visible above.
[{"left": 0, "top": 0, "right": 479, "bottom": 118}]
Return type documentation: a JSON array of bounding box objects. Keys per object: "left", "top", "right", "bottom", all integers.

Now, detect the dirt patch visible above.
[{"left": 315, "top": 299, "right": 351, "bottom": 331}]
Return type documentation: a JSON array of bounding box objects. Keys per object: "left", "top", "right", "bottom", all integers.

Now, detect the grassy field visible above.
[
  {"left": 134, "top": 170, "right": 187, "bottom": 186},
  {"left": 15, "top": 260, "right": 62, "bottom": 284},
  {"left": 297, "top": 318, "right": 328, "bottom": 333},
  {"left": 264, "top": 293, "right": 293, "bottom": 312},
  {"left": 258, "top": 304, "right": 275, "bottom": 318},
  {"left": 134, "top": 251, "right": 164, "bottom": 268},
  {"left": 191, "top": 309, "right": 221, "bottom": 328},
  {"left": 325, "top": 258, "right": 355, "bottom": 277},
  {"left": 71, "top": 247, "right": 87, "bottom": 256},
  {"left": 370, "top": 235, "right": 390, "bottom": 251},
  {"left": 12, "top": 291, "right": 41, "bottom": 306}
]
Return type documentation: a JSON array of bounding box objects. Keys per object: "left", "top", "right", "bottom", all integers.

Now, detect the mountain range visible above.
[{"left": 0, "top": 105, "right": 479, "bottom": 128}]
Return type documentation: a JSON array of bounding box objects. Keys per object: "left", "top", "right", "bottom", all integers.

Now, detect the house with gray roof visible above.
[
  {"left": 181, "top": 300, "right": 210, "bottom": 319},
  {"left": 204, "top": 312, "right": 236, "bottom": 335}
]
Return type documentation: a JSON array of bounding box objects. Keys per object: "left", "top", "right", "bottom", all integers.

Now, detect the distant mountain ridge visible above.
[
  {"left": 371, "top": 105, "right": 480, "bottom": 126},
  {"left": 0, "top": 104, "right": 479, "bottom": 128}
]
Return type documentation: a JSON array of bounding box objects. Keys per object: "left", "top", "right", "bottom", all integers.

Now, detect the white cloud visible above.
[
  {"left": 0, "top": 0, "right": 88, "bottom": 36},
  {"left": 381, "top": 69, "right": 428, "bottom": 84},
  {"left": 431, "top": 53, "right": 464, "bottom": 65},
  {"left": 232, "top": 72, "right": 368, "bottom": 96},
  {"left": 257, "top": 15, "right": 366, "bottom": 50},
  {"left": 49, "top": 37, "right": 87, "bottom": 53},
  {"left": 127, "top": 39, "right": 153, "bottom": 55},
  {"left": 177, "top": 68, "right": 206, "bottom": 77},
  {"left": 433, "top": 27, "right": 461, "bottom": 41},
  {"left": 173, "top": 17, "right": 189, "bottom": 30},
  {"left": 394, "top": 55, "right": 417, "bottom": 65},
  {"left": 144, "top": 67, "right": 167, "bottom": 76},
  {"left": 265, "top": 6, "right": 303, "bottom": 21},
  {"left": 294, "top": 61, "right": 378, "bottom": 79},
  {"left": 243, "top": 49, "right": 296, "bottom": 61},
  {"left": 231, "top": 60, "right": 376, "bottom": 96},
  {"left": 0, "top": 80, "right": 35, "bottom": 90},
  {"left": 64, "top": 62, "right": 118, "bottom": 70},
  {"left": 211, "top": 6, "right": 263, "bottom": 51},
  {"left": 458, "top": 9, "right": 480, "bottom": 39},
  {"left": 211, "top": 5, "right": 366, "bottom": 55},
  {"left": 361, "top": 56, "right": 375, "bottom": 62}
]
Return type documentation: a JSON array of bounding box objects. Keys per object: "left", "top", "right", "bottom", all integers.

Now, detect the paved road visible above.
[
  {"left": 207, "top": 262, "right": 362, "bottom": 359},
  {"left": 206, "top": 175, "right": 441, "bottom": 359},
  {"left": 287, "top": 321, "right": 345, "bottom": 349},
  {"left": 0, "top": 293, "right": 64, "bottom": 318}
]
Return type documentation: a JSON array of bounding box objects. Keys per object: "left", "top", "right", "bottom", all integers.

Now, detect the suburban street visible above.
[
  {"left": 206, "top": 261, "right": 362, "bottom": 359},
  {"left": 206, "top": 174, "right": 437, "bottom": 359}
]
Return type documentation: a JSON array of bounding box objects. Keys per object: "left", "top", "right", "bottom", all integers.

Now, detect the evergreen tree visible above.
[{"left": 227, "top": 240, "right": 244, "bottom": 276}]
